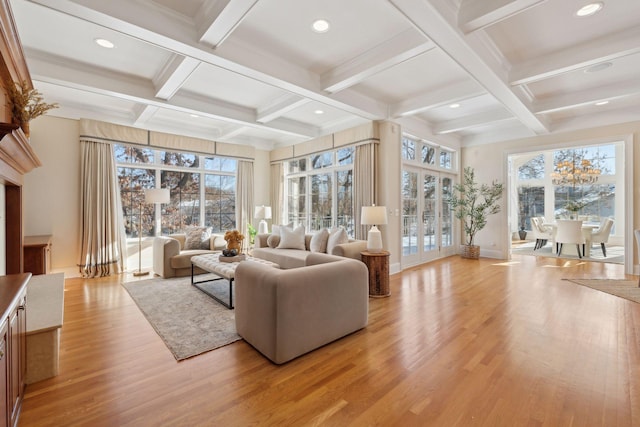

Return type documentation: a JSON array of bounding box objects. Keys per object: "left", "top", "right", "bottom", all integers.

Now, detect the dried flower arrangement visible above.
[{"left": 4, "top": 80, "right": 58, "bottom": 137}]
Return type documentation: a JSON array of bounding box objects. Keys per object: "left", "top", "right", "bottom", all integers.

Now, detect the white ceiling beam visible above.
[
  {"left": 510, "top": 26, "right": 640, "bottom": 86},
  {"left": 256, "top": 94, "right": 310, "bottom": 123},
  {"left": 217, "top": 126, "right": 247, "bottom": 140},
  {"left": 153, "top": 55, "right": 200, "bottom": 100},
  {"left": 196, "top": 0, "right": 259, "bottom": 48},
  {"left": 321, "top": 29, "right": 435, "bottom": 93},
  {"left": 533, "top": 81, "right": 640, "bottom": 114},
  {"left": 26, "top": 0, "right": 386, "bottom": 121},
  {"left": 458, "top": 0, "right": 547, "bottom": 33},
  {"left": 388, "top": 0, "right": 549, "bottom": 134},
  {"left": 434, "top": 109, "right": 514, "bottom": 134},
  {"left": 390, "top": 80, "right": 486, "bottom": 117},
  {"left": 133, "top": 104, "right": 160, "bottom": 126},
  {"left": 26, "top": 48, "right": 318, "bottom": 138}
]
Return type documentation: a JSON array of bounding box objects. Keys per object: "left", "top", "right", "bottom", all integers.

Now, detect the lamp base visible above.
[
  {"left": 366, "top": 225, "right": 383, "bottom": 253},
  {"left": 258, "top": 219, "right": 268, "bottom": 234},
  {"left": 133, "top": 270, "right": 149, "bottom": 277}
]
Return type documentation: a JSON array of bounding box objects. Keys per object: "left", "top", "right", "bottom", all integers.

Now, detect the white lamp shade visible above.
[
  {"left": 145, "top": 188, "right": 170, "bottom": 204},
  {"left": 254, "top": 205, "right": 272, "bottom": 220},
  {"left": 361, "top": 205, "right": 388, "bottom": 225}
]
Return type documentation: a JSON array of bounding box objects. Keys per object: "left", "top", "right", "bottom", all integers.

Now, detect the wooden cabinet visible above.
[
  {"left": 0, "top": 274, "right": 28, "bottom": 427},
  {"left": 361, "top": 251, "right": 390, "bottom": 297},
  {"left": 23, "top": 235, "right": 52, "bottom": 275}
]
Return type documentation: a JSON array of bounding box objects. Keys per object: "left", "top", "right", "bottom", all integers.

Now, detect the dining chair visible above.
[
  {"left": 555, "top": 220, "right": 584, "bottom": 258},
  {"left": 530, "top": 217, "right": 554, "bottom": 250},
  {"left": 589, "top": 218, "right": 614, "bottom": 257}
]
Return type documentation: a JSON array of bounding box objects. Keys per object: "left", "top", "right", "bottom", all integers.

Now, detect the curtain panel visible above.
[
  {"left": 270, "top": 162, "right": 284, "bottom": 225},
  {"left": 78, "top": 140, "right": 127, "bottom": 278},
  {"left": 236, "top": 160, "right": 254, "bottom": 245},
  {"left": 353, "top": 142, "right": 379, "bottom": 240}
]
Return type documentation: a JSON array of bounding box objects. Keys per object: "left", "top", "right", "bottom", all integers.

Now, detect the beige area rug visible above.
[
  {"left": 122, "top": 274, "right": 241, "bottom": 361},
  {"left": 563, "top": 279, "right": 640, "bottom": 304},
  {"left": 512, "top": 241, "right": 624, "bottom": 264}
]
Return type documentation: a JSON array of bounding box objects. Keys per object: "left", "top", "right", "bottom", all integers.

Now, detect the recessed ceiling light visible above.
[
  {"left": 94, "top": 38, "right": 115, "bottom": 49},
  {"left": 314, "top": 109, "right": 324, "bottom": 115},
  {"left": 312, "top": 19, "right": 330, "bottom": 33},
  {"left": 576, "top": 2, "right": 604, "bottom": 17},
  {"left": 595, "top": 101, "right": 609, "bottom": 106},
  {"left": 584, "top": 62, "right": 612, "bottom": 73},
  {"left": 449, "top": 103, "right": 460, "bottom": 109}
]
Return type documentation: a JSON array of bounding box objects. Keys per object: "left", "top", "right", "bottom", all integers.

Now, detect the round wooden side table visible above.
[{"left": 361, "top": 250, "right": 390, "bottom": 297}]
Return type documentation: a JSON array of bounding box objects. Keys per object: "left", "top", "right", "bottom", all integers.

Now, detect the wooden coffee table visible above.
[{"left": 190, "top": 254, "right": 279, "bottom": 309}]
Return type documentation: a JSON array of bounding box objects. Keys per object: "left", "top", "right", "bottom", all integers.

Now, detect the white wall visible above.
[
  {"left": 252, "top": 149, "right": 271, "bottom": 230},
  {"left": 24, "top": 116, "right": 80, "bottom": 276}
]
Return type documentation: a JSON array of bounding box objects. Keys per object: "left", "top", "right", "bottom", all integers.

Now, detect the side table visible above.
[{"left": 361, "top": 250, "right": 390, "bottom": 297}]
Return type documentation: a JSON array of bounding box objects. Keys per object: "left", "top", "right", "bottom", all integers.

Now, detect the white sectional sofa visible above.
[{"left": 252, "top": 232, "right": 367, "bottom": 269}]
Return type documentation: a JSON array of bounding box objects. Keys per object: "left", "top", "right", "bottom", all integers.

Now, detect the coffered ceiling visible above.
[{"left": 10, "top": 0, "right": 640, "bottom": 150}]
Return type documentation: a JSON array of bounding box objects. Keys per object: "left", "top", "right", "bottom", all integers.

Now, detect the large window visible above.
[
  {"left": 115, "top": 144, "right": 237, "bottom": 238},
  {"left": 285, "top": 147, "right": 354, "bottom": 235},
  {"left": 513, "top": 143, "right": 620, "bottom": 234}
]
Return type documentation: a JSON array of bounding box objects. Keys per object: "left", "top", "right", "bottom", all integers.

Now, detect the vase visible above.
[
  {"left": 518, "top": 229, "right": 527, "bottom": 240},
  {"left": 460, "top": 244, "right": 480, "bottom": 259}
]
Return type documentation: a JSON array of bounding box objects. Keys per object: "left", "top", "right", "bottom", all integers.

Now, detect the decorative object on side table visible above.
[
  {"left": 361, "top": 204, "right": 388, "bottom": 253},
  {"left": 361, "top": 250, "right": 390, "bottom": 297},
  {"left": 4, "top": 80, "right": 58, "bottom": 137},
  {"left": 446, "top": 167, "right": 503, "bottom": 259}
]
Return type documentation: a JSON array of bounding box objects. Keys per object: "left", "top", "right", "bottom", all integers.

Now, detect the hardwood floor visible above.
[{"left": 19, "top": 255, "right": 640, "bottom": 426}]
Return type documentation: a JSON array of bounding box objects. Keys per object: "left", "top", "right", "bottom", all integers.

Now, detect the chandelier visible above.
[{"left": 551, "top": 155, "right": 601, "bottom": 186}]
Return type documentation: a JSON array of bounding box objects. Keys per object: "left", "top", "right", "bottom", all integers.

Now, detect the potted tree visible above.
[{"left": 447, "top": 167, "right": 504, "bottom": 259}]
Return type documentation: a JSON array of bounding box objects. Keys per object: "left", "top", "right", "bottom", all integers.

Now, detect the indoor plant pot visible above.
[{"left": 447, "top": 167, "right": 504, "bottom": 260}]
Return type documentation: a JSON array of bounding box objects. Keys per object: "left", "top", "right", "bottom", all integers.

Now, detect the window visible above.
[
  {"left": 402, "top": 136, "right": 456, "bottom": 171},
  {"left": 285, "top": 147, "right": 354, "bottom": 235},
  {"left": 115, "top": 144, "right": 237, "bottom": 238}
]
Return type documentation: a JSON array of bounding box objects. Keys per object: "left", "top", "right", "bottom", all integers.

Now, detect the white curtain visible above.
[
  {"left": 270, "top": 162, "right": 284, "bottom": 224},
  {"left": 78, "top": 140, "right": 127, "bottom": 278},
  {"left": 353, "top": 142, "right": 378, "bottom": 240},
  {"left": 236, "top": 160, "right": 254, "bottom": 241}
]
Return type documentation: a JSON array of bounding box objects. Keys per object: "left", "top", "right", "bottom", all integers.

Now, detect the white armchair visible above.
[{"left": 555, "top": 220, "right": 585, "bottom": 258}]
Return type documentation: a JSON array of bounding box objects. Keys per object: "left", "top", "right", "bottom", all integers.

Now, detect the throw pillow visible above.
[
  {"left": 184, "top": 226, "right": 208, "bottom": 250},
  {"left": 277, "top": 225, "right": 306, "bottom": 250},
  {"left": 310, "top": 228, "right": 330, "bottom": 253},
  {"left": 200, "top": 227, "right": 213, "bottom": 250},
  {"left": 326, "top": 227, "right": 348, "bottom": 254},
  {"left": 267, "top": 234, "right": 281, "bottom": 248}
]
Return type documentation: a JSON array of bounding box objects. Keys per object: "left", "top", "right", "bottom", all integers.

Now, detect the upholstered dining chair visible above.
[
  {"left": 530, "top": 217, "right": 554, "bottom": 250},
  {"left": 589, "top": 218, "right": 614, "bottom": 257},
  {"left": 635, "top": 229, "right": 640, "bottom": 287},
  {"left": 555, "top": 220, "right": 585, "bottom": 258}
]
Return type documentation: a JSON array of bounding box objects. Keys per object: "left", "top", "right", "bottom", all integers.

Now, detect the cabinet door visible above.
[
  {"left": 0, "top": 322, "right": 8, "bottom": 427},
  {"left": 8, "top": 295, "right": 25, "bottom": 427}
]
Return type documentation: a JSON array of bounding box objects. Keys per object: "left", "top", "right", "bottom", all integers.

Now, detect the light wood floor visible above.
[{"left": 19, "top": 254, "right": 640, "bottom": 426}]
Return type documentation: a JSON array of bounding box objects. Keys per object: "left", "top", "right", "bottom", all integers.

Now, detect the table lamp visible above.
[
  {"left": 254, "top": 205, "right": 272, "bottom": 234},
  {"left": 361, "top": 205, "right": 388, "bottom": 253}
]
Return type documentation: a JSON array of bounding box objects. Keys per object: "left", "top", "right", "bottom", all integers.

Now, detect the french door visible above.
[{"left": 402, "top": 168, "right": 455, "bottom": 266}]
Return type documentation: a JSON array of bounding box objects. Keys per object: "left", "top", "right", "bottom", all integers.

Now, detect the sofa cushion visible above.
[
  {"left": 327, "top": 227, "right": 348, "bottom": 254},
  {"left": 184, "top": 226, "right": 211, "bottom": 250},
  {"left": 278, "top": 225, "right": 305, "bottom": 250},
  {"left": 310, "top": 228, "right": 329, "bottom": 253},
  {"left": 267, "top": 234, "right": 280, "bottom": 248}
]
